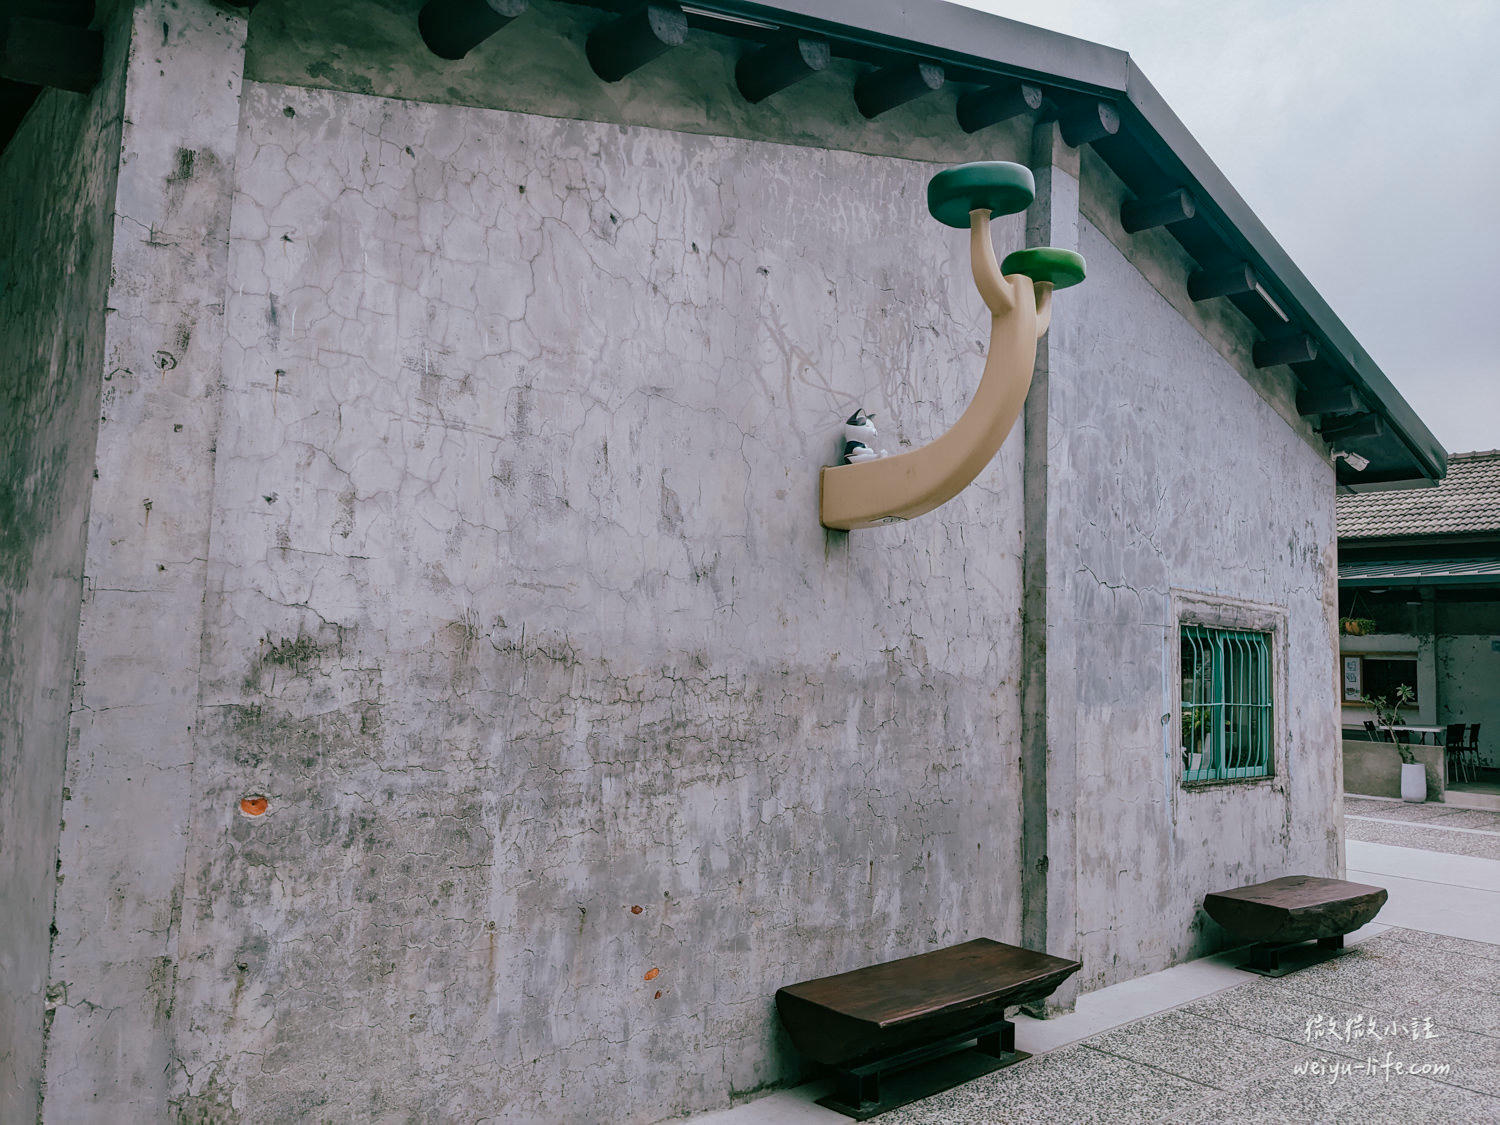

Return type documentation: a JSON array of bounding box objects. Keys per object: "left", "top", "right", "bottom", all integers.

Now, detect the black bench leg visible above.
[
  {"left": 1318, "top": 935, "right": 1344, "bottom": 950},
  {"left": 1247, "top": 944, "right": 1280, "bottom": 973},
  {"left": 976, "top": 1018, "right": 1015, "bottom": 1058},
  {"left": 834, "top": 1068, "right": 879, "bottom": 1109}
]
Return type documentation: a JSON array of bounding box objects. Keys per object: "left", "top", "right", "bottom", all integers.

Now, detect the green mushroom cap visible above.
[
  {"left": 927, "top": 162, "right": 1036, "bottom": 228},
  {"left": 1000, "top": 246, "right": 1086, "bottom": 289}
]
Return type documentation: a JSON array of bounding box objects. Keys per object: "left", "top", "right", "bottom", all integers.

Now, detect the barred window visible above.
[{"left": 1180, "top": 625, "right": 1273, "bottom": 783}]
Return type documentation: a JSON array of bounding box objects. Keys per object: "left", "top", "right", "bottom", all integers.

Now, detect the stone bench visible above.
[
  {"left": 775, "top": 938, "right": 1081, "bottom": 1119},
  {"left": 1203, "top": 874, "right": 1388, "bottom": 977}
]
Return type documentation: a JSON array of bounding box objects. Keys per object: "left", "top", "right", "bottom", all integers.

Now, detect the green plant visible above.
[
  {"left": 1361, "top": 685, "right": 1417, "bottom": 764},
  {"left": 1340, "top": 617, "right": 1377, "bottom": 636}
]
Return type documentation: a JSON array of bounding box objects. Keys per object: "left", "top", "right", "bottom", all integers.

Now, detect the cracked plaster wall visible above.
[
  {"left": 239, "top": 0, "right": 1035, "bottom": 169},
  {"left": 1061, "top": 220, "right": 1340, "bottom": 991},
  {"left": 37, "top": 2, "right": 249, "bottom": 1121},
  {"left": 163, "top": 82, "right": 1029, "bottom": 1121},
  {"left": 0, "top": 57, "right": 127, "bottom": 1125},
  {"left": 1436, "top": 616, "right": 1500, "bottom": 769},
  {"left": 15, "top": 1, "right": 1348, "bottom": 1118}
]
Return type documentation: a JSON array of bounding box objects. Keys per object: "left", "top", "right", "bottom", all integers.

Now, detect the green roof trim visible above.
[{"left": 1339, "top": 558, "right": 1500, "bottom": 588}]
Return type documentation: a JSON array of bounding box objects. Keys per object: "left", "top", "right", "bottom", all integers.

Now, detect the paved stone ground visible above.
[
  {"left": 879, "top": 927, "right": 1500, "bottom": 1124},
  {"left": 1345, "top": 817, "right": 1500, "bottom": 860},
  {"left": 1344, "top": 796, "right": 1500, "bottom": 831},
  {"left": 1343, "top": 797, "right": 1500, "bottom": 860}
]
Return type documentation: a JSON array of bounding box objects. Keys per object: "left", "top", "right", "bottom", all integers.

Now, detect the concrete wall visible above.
[
  {"left": 38, "top": 3, "right": 249, "bottom": 1121},
  {"left": 1057, "top": 219, "right": 1340, "bottom": 991},
  {"left": 0, "top": 10, "right": 131, "bottom": 1115},
  {"left": 241, "top": 0, "right": 1034, "bottom": 167},
  {"left": 12, "top": 2, "right": 1350, "bottom": 1120},
  {"left": 159, "top": 82, "right": 1029, "bottom": 1121},
  {"left": 1342, "top": 738, "right": 1445, "bottom": 801},
  {"left": 1437, "top": 621, "right": 1500, "bottom": 770},
  {"left": 1339, "top": 609, "right": 1500, "bottom": 770},
  {"left": 1339, "top": 629, "right": 1436, "bottom": 728}
]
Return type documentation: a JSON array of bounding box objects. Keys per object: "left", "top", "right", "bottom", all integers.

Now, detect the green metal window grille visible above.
[{"left": 1180, "top": 625, "right": 1272, "bottom": 782}]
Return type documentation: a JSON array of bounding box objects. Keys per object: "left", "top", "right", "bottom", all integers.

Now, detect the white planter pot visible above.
[{"left": 1400, "top": 762, "right": 1426, "bottom": 803}]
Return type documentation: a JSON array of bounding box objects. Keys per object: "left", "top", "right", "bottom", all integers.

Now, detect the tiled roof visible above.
[{"left": 1338, "top": 451, "right": 1500, "bottom": 539}]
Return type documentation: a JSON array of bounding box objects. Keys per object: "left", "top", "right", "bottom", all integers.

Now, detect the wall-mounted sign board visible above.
[{"left": 1342, "top": 655, "right": 1363, "bottom": 702}]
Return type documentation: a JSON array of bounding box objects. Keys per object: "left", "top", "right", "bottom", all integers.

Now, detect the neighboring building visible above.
[
  {"left": 1338, "top": 451, "right": 1500, "bottom": 773},
  {"left": 2, "top": 1, "right": 1444, "bottom": 1120}
]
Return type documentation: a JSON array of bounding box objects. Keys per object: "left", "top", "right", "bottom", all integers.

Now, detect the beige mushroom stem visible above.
[{"left": 818, "top": 208, "right": 1049, "bottom": 530}]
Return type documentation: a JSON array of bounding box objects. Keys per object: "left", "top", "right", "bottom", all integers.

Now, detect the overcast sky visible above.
[{"left": 952, "top": 0, "right": 1500, "bottom": 455}]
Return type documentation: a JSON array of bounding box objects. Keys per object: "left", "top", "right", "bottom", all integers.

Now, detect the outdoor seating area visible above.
[
  {"left": 774, "top": 874, "right": 1395, "bottom": 1119},
  {"left": 1347, "top": 720, "right": 1483, "bottom": 785}
]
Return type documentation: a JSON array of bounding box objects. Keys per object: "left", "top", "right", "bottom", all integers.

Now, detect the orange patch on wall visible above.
[
  {"left": 643, "top": 967, "right": 660, "bottom": 981},
  {"left": 239, "top": 796, "right": 268, "bottom": 816}
]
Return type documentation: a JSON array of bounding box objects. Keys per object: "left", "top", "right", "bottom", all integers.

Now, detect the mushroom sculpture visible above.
[{"left": 819, "top": 161, "right": 1085, "bottom": 530}]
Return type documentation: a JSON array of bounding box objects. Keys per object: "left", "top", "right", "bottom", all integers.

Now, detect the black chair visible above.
[
  {"left": 1446, "top": 723, "right": 1468, "bottom": 783},
  {"left": 1363, "top": 720, "right": 1386, "bottom": 742},
  {"left": 1464, "top": 724, "right": 1483, "bottom": 782}
]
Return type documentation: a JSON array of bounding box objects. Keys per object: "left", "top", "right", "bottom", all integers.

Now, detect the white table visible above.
[{"left": 1391, "top": 725, "right": 1445, "bottom": 744}]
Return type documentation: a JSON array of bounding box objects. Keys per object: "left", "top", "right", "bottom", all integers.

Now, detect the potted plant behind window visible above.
[
  {"left": 1181, "top": 709, "right": 1210, "bottom": 773},
  {"left": 1362, "top": 686, "right": 1423, "bottom": 801}
]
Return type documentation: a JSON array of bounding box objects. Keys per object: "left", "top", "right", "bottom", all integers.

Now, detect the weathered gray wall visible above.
[
  {"left": 241, "top": 0, "right": 1033, "bottom": 167},
  {"left": 1340, "top": 630, "right": 1437, "bottom": 727},
  {"left": 1436, "top": 612, "right": 1500, "bottom": 769},
  {"left": 39, "top": 3, "right": 249, "bottom": 1121},
  {"left": 1057, "top": 219, "right": 1341, "bottom": 990},
  {"left": 163, "top": 82, "right": 1028, "bottom": 1121},
  {"left": 16, "top": 1, "right": 1353, "bottom": 1119},
  {"left": 0, "top": 13, "right": 130, "bottom": 1116},
  {"left": 1342, "top": 738, "right": 1445, "bottom": 801}
]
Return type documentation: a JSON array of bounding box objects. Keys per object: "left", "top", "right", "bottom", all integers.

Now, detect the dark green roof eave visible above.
[
  {"left": 724, "top": 0, "right": 1131, "bottom": 92},
  {"left": 707, "top": 0, "right": 1447, "bottom": 484},
  {"left": 1119, "top": 64, "right": 1446, "bottom": 483}
]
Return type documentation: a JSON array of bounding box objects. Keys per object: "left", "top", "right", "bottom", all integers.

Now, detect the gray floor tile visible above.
[
  {"left": 1325, "top": 1070, "right": 1500, "bottom": 1123},
  {"left": 1343, "top": 798, "right": 1457, "bottom": 824},
  {"left": 1084, "top": 1008, "right": 1314, "bottom": 1089},
  {"left": 1424, "top": 808, "right": 1500, "bottom": 832},
  {"left": 878, "top": 1044, "right": 1213, "bottom": 1125},
  {"left": 1377, "top": 925, "right": 1500, "bottom": 963},
  {"left": 1180, "top": 977, "right": 1396, "bottom": 1056},
  {"left": 1417, "top": 983, "right": 1500, "bottom": 1039},
  {"left": 876, "top": 932, "right": 1500, "bottom": 1125},
  {"left": 1344, "top": 817, "right": 1500, "bottom": 859},
  {"left": 1172, "top": 1044, "right": 1500, "bottom": 1123},
  {"left": 1359, "top": 1019, "right": 1500, "bottom": 1096},
  {"left": 1162, "top": 1073, "right": 1345, "bottom": 1124}
]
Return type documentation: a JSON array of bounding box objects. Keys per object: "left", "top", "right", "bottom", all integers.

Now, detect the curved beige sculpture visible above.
[{"left": 819, "top": 209, "right": 1066, "bottom": 531}]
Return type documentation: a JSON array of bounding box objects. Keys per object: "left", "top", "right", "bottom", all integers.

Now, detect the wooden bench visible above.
[
  {"left": 1203, "top": 874, "right": 1388, "bottom": 977},
  {"left": 776, "top": 938, "right": 1081, "bottom": 1119}
]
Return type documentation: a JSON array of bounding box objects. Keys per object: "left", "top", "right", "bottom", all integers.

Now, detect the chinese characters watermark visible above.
[{"left": 1294, "top": 1013, "right": 1450, "bottom": 1083}]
